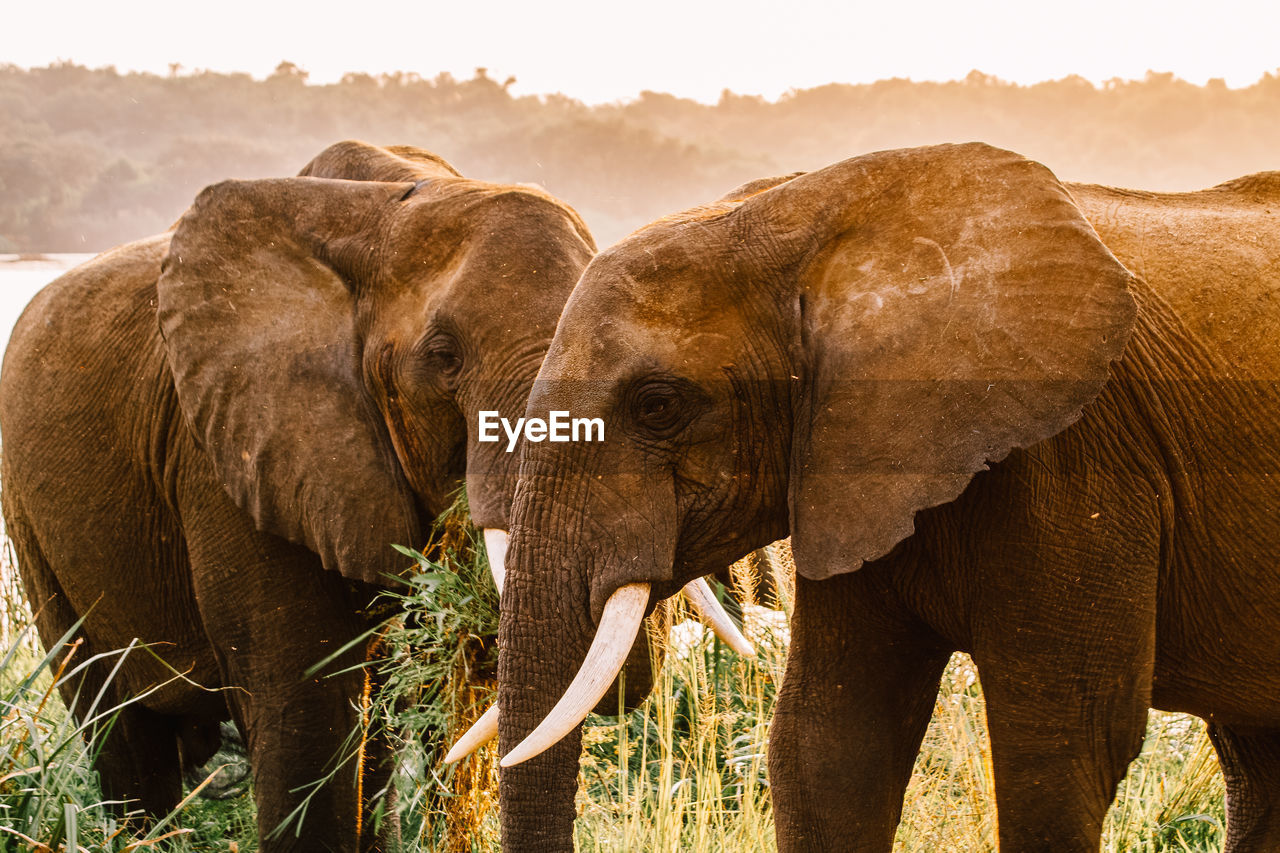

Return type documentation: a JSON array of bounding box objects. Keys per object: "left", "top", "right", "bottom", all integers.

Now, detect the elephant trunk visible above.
[
  {"left": 495, "top": 454, "right": 681, "bottom": 849},
  {"left": 496, "top": 519, "right": 593, "bottom": 850},
  {"left": 501, "top": 581, "right": 650, "bottom": 767}
]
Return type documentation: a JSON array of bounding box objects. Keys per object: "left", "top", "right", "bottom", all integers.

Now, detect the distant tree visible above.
[
  {"left": 2, "top": 63, "right": 1280, "bottom": 250},
  {"left": 270, "top": 61, "right": 309, "bottom": 83}
]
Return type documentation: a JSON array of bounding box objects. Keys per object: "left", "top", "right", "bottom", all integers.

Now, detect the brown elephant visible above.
[
  {"left": 0, "top": 140, "right": 600, "bottom": 850},
  {"left": 464, "top": 143, "right": 1280, "bottom": 851}
]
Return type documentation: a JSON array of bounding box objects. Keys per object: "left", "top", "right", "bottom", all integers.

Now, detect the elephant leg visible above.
[
  {"left": 52, "top": 619, "right": 184, "bottom": 819},
  {"left": 973, "top": 563, "right": 1156, "bottom": 851},
  {"left": 980, "top": 684, "right": 1147, "bottom": 852},
  {"left": 197, "top": 558, "right": 375, "bottom": 852},
  {"left": 95, "top": 701, "right": 183, "bottom": 819},
  {"left": 1209, "top": 724, "right": 1280, "bottom": 852},
  {"left": 197, "top": 557, "right": 375, "bottom": 851},
  {"left": 769, "top": 571, "right": 950, "bottom": 853},
  {"left": 180, "top": 486, "right": 381, "bottom": 852}
]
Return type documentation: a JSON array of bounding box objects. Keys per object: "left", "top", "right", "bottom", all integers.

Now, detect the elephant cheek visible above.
[
  {"left": 382, "top": 396, "right": 463, "bottom": 513},
  {"left": 465, "top": 447, "right": 519, "bottom": 531}
]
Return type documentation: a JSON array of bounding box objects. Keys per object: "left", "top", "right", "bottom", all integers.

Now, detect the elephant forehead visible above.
[
  {"left": 370, "top": 226, "right": 585, "bottom": 352},
  {"left": 546, "top": 286, "right": 743, "bottom": 383},
  {"left": 386, "top": 184, "right": 588, "bottom": 286}
]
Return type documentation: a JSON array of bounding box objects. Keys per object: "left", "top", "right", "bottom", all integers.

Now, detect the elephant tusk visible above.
[
  {"left": 444, "top": 703, "right": 499, "bottom": 764},
  {"left": 481, "top": 528, "right": 508, "bottom": 594},
  {"left": 500, "top": 582, "right": 651, "bottom": 768},
  {"left": 446, "top": 580, "right": 748, "bottom": 766},
  {"left": 681, "top": 577, "right": 755, "bottom": 657}
]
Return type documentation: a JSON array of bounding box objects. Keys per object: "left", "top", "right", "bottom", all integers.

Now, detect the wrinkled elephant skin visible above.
[
  {"left": 0, "top": 140, "right": 594, "bottom": 851},
  {"left": 495, "top": 143, "right": 1280, "bottom": 853}
]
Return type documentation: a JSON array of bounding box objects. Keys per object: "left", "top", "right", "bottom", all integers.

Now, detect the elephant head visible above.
[
  {"left": 156, "top": 140, "right": 596, "bottom": 585},
  {"left": 157, "top": 140, "right": 744, "bottom": 730},
  {"left": 486, "top": 143, "right": 1137, "bottom": 848}
]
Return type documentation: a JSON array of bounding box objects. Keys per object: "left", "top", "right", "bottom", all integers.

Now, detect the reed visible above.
[{"left": 0, "top": 513, "right": 1225, "bottom": 851}]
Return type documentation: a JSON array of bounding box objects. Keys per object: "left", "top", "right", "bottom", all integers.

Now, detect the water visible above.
[{"left": 0, "top": 254, "right": 95, "bottom": 351}]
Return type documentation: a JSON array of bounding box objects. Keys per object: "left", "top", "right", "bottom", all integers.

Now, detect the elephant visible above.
[
  {"left": 0, "top": 139, "right": 602, "bottom": 850},
  {"left": 460, "top": 142, "right": 1280, "bottom": 851}
]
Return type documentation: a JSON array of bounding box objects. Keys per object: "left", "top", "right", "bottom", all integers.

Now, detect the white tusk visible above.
[
  {"left": 681, "top": 577, "right": 756, "bottom": 657},
  {"left": 444, "top": 703, "right": 499, "bottom": 764},
  {"left": 500, "top": 582, "right": 651, "bottom": 768},
  {"left": 481, "top": 528, "right": 508, "bottom": 594}
]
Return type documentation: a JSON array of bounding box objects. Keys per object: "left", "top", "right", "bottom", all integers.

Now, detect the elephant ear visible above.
[
  {"left": 765, "top": 143, "right": 1137, "bottom": 580},
  {"left": 158, "top": 177, "right": 421, "bottom": 584},
  {"left": 297, "top": 139, "right": 462, "bottom": 182},
  {"left": 716, "top": 172, "right": 806, "bottom": 202}
]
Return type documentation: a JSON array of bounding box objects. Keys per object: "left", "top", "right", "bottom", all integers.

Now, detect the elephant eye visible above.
[
  {"left": 420, "top": 335, "right": 463, "bottom": 380},
  {"left": 431, "top": 348, "right": 462, "bottom": 375},
  {"left": 631, "top": 381, "right": 688, "bottom": 437}
]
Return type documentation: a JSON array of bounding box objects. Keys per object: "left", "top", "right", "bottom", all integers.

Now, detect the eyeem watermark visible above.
[{"left": 478, "top": 411, "right": 605, "bottom": 452}]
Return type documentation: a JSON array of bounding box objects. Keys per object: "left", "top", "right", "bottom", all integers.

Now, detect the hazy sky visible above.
[{"left": 6, "top": 0, "right": 1278, "bottom": 103}]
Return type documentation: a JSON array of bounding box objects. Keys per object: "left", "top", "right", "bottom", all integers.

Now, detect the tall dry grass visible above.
[
  {"left": 0, "top": 520, "right": 1226, "bottom": 851},
  {"left": 425, "top": 540, "right": 1226, "bottom": 852}
]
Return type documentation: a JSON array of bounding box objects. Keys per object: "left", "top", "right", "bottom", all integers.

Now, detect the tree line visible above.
[{"left": 3, "top": 61, "right": 1280, "bottom": 252}]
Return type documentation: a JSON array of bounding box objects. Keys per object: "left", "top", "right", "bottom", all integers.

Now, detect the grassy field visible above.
[{"left": 0, "top": 525, "right": 1226, "bottom": 851}]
